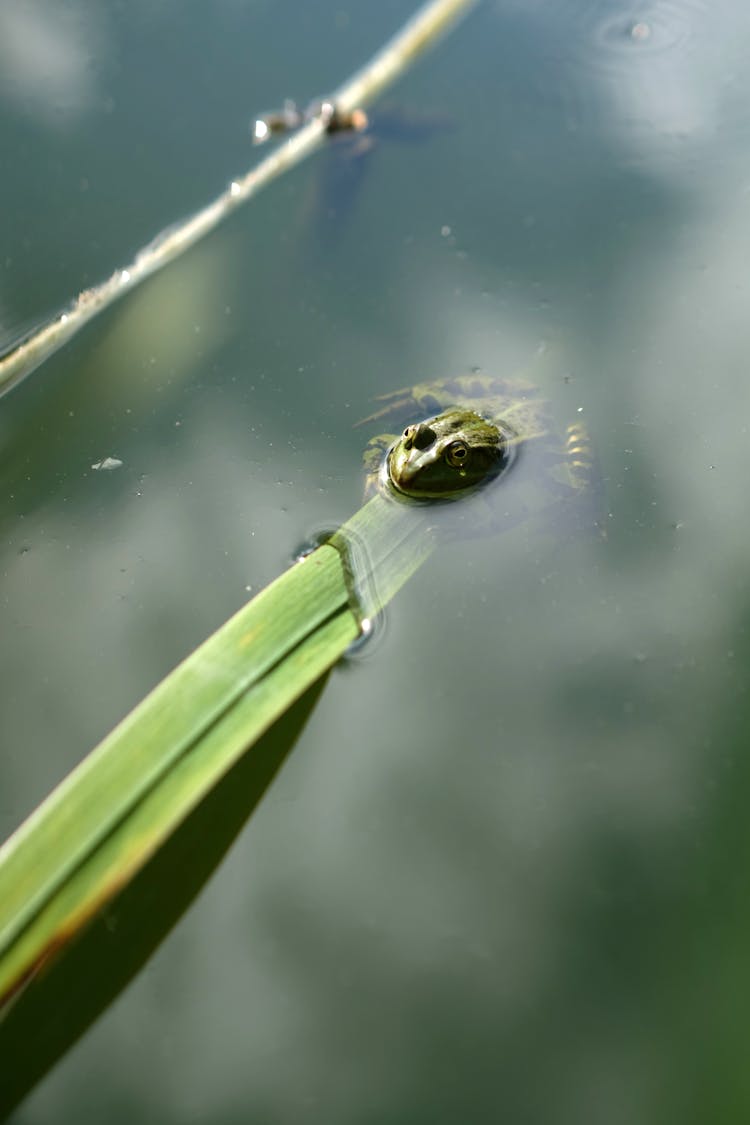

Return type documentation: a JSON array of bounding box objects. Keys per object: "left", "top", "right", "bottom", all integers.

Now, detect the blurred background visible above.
[{"left": 2, "top": 0, "right": 750, "bottom": 1121}]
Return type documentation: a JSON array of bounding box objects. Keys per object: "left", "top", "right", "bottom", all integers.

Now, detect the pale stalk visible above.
[{"left": 0, "top": 0, "right": 478, "bottom": 398}]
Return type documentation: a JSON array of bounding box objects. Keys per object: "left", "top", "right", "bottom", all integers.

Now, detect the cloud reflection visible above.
[{"left": 0, "top": 0, "right": 104, "bottom": 125}]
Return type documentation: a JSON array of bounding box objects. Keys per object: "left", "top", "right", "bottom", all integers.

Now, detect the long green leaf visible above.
[
  {"left": 0, "top": 494, "right": 435, "bottom": 1014},
  {"left": 0, "top": 544, "right": 347, "bottom": 969},
  {"left": 0, "top": 677, "right": 330, "bottom": 1117}
]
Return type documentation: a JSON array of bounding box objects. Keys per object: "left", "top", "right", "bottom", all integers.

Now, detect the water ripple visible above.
[
  {"left": 592, "top": 0, "right": 709, "bottom": 63},
  {"left": 527, "top": 0, "right": 722, "bottom": 148}
]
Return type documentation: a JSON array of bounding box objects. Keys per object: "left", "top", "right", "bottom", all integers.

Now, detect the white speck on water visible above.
[{"left": 441, "top": 225, "right": 452, "bottom": 237}]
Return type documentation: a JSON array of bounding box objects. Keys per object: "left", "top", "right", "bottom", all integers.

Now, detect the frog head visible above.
[{"left": 386, "top": 408, "right": 510, "bottom": 500}]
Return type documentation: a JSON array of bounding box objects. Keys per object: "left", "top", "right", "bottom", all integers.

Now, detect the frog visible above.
[{"left": 358, "top": 372, "right": 598, "bottom": 536}]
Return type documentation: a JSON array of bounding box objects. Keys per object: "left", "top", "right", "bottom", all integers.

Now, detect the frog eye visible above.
[{"left": 445, "top": 441, "right": 469, "bottom": 468}]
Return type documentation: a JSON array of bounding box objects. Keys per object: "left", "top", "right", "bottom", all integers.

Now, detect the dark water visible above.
[{"left": 3, "top": 0, "right": 750, "bottom": 1120}]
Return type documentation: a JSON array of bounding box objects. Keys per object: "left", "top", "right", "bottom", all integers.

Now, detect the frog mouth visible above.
[{"left": 389, "top": 445, "right": 437, "bottom": 487}]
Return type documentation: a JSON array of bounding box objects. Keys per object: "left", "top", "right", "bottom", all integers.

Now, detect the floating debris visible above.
[
  {"left": 251, "top": 99, "right": 304, "bottom": 144},
  {"left": 315, "top": 101, "right": 369, "bottom": 135},
  {"left": 630, "top": 21, "right": 651, "bottom": 41},
  {"left": 91, "top": 456, "right": 123, "bottom": 472},
  {"left": 251, "top": 97, "right": 368, "bottom": 144}
]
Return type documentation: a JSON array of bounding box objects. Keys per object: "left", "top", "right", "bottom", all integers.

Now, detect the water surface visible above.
[{"left": 2, "top": 0, "right": 750, "bottom": 1121}]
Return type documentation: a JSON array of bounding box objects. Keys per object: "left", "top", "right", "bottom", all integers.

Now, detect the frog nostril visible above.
[{"left": 412, "top": 423, "right": 436, "bottom": 450}]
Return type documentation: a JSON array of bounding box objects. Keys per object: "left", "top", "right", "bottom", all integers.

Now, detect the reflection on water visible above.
[
  {"left": 593, "top": 0, "right": 709, "bottom": 57},
  {"left": 0, "top": 0, "right": 104, "bottom": 124},
  {"left": 518, "top": 0, "right": 729, "bottom": 154}
]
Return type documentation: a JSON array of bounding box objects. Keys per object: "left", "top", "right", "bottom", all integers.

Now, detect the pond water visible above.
[{"left": 3, "top": 0, "right": 750, "bottom": 1120}]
